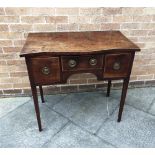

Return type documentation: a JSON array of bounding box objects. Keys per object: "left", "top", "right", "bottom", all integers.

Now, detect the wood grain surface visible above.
[{"left": 20, "top": 31, "right": 140, "bottom": 57}]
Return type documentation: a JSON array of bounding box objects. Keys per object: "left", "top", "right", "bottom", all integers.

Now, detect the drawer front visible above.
[
  {"left": 61, "top": 55, "right": 103, "bottom": 71},
  {"left": 104, "top": 53, "right": 132, "bottom": 78},
  {"left": 30, "top": 57, "right": 60, "bottom": 85}
]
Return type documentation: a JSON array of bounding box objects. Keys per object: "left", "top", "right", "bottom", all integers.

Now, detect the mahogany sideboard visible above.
[{"left": 20, "top": 31, "right": 140, "bottom": 131}]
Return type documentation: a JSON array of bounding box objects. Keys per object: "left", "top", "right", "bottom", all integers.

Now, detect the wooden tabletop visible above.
[{"left": 20, "top": 31, "right": 140, "bottom": 57}]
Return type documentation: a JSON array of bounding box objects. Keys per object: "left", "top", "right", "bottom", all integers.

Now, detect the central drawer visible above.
[{"left": 61, "top": 55, "right": 103, "bottom": 71}]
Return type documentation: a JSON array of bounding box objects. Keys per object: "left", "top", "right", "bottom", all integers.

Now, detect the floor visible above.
[{"left": 0, "top": 87, "right": 155, "bottom": 148}]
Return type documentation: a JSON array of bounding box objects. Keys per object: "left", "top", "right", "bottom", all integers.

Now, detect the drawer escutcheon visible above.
[
  {"left": 68, "top": 59, "right": 77, "bottom": 68},
  {"left": 113, "top": 62, "right": 121, "bottom": 70},
  {"left": 89, "top": 58, "right": 97, "bottom": 66},
  {"left": 42, "top": 66, "right": 50, "bottom": 75}
]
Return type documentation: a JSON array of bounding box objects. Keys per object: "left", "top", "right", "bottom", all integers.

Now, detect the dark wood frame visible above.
[
  {"left": 24, "top": 51, "right": 135, "bottom": 132},
  {"left": 20, "top": 31, "right": 140, "bottom": 132}
]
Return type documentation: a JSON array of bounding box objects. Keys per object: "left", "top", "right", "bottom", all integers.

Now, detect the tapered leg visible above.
[
  {"left": 117, "top": 78, "right": 129, "bottom": 122},
  {"left": 31, "top": 85, "right": 42, "bottom": 131},
  {"left": 106, "top": 80, "right": 111, "bottom": 97},
  {"left": 39, "top": 85, "right": 45, "bottom": 103}
]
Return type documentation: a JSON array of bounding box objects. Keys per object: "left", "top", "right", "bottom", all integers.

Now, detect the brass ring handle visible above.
[
  {"left": 68, "top": 59, "right": 77, "bottom": 68},
  {"left": 42, "top": 66, "right": 50, "bottom": 75},
  {"left": 89, "top": 58, "right": 97, "bottom": 66},
  {"left": 113, "top": 62, "right": 121, "bottom": 70}
]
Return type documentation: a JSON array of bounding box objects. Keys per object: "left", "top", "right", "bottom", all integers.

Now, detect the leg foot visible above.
[
  {"left": 32, "top": 85, "right": 42, "bottom": 131},
  {"left": 117, "top": 117, "right": 121, "bottom": 122},
  {"left": 117, "top": 78, "right": 129, "bottom": 122},
  {"left": 106, "top": 80, "right": 111, "bottom": 97}
]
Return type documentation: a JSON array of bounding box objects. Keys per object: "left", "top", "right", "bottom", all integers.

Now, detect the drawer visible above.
[
  {"left": 104, "top": 53, "right": 132, "bottom": 78},
  {"left": 30, "top": 57, "right": 60, "bottom": 85},
  {"left": 61, "top": 55, "right": 103, "bottom": 71}
]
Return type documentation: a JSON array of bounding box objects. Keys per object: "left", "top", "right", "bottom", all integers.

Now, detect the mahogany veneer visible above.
[{"left": 20, "top": 31, "right": 140, "bottom": 131}]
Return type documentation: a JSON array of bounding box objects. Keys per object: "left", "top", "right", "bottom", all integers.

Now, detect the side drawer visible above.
[
  {"left": 61, "top": 55, "right": 103, "bottom": 71},
  {"left": 104, "top": 53, "right": 132, "bottom": 78},
  {"left": 29, "top": 57, "right": 60, "bottom": 85}
]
